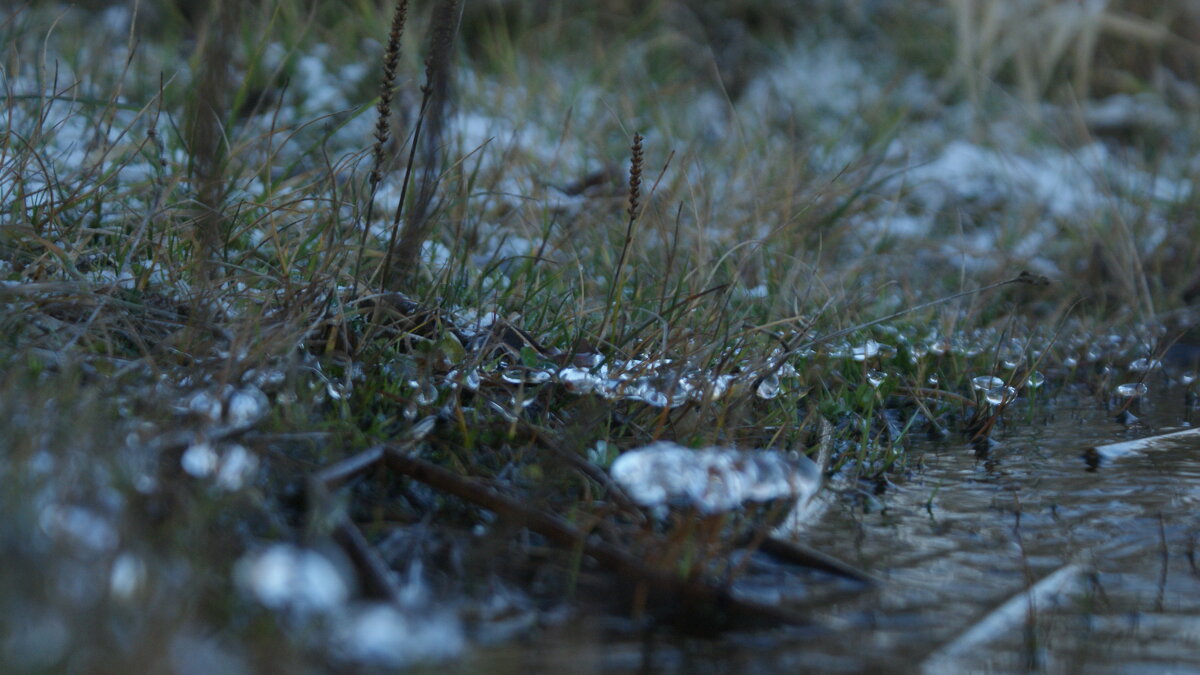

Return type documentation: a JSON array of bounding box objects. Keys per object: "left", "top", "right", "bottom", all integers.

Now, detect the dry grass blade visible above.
[{"left": 946, "top": 0, "right": 1187, "bottom": 105}]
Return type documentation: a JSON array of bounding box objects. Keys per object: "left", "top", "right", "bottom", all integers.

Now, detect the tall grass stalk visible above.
[
  {"left": 353, "top": 0, "right": 409, "bottom": 300},
  {"left": 380, "top": 0, "right": 462, "bottom": 293},
  {"left": 183, "top": 0, "right": 234, "bottom": 286},
  {"left": 597, "top": 132, "right": 644, "bottom": 346}
]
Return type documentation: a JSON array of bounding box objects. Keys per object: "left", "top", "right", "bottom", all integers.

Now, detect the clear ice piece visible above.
[{"left": 610, "top": 441, "right": 820, "bottom": 514}]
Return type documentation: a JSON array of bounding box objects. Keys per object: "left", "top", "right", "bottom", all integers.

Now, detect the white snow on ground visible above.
[
  {"left": 725, "top": 34, "right": 1193, "bottom": 276},
  {"left": 7, "top": 8, "right": 1198, "bottom": 669},
  {"left": 3, "top": 7, "right": 1194, "bottom": 286}
]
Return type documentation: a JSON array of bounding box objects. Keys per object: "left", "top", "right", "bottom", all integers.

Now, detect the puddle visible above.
[
  {"left": 796, "top": 394, "right": 1200, "bottom": 672},
  {"left": 471, "top": 391, "right": 1200, "bottom": 672}
]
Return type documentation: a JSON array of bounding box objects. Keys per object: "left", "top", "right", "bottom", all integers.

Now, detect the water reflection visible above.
[{"left": 479, "top": 391, "right": 1200, "bottom": 671}]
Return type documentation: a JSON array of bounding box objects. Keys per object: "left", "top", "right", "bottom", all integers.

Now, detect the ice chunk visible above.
[{"left": 610, "top": 441, "right": 819, "bottom": 514}]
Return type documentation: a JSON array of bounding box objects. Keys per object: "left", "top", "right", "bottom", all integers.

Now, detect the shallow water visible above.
[{"left": 472, "top": 390, "right": 1200, "bottom": 673}]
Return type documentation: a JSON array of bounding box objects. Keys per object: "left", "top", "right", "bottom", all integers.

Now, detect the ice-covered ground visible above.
[
  {"left": 5, "top": 7, "right": 1193, "bottom": 293},
  {"left": 4, "top": 5, "right": 1197, "bottom": 669}
]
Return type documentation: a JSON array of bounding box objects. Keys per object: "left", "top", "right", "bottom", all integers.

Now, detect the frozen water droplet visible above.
[
  {"left": 985, "top": 386, "right": 1017, "bottom": 406},
  {"left": 1064, "top": 356, "right": 1078, "bottom": 368},
  {"left": 558, "top": 366, "right": 599, "bottom": 394},
  {"left": 1025, "top": 371, "right": 1045, "bottom": 389},
  {"left": 500, "top": 368, "right": 525, "bottom": 384},
  {"left": 596, "top": 378, "right": 622, "bottom": 400},
  {"left": 327, "top": 381, "right": 348, "bottom": 401},
  {"left": 464, "top": 369, "right": 481, "bottom": 390},
  {"left": 851, "top": 339, "right": 882, "bottom": 362},
  {"left": 1116, "top": 382, "right": 1148, "bottom": 398},
  {"left": 39, "top": 504, "right": 119, "bottom": 552},
  {"left": 332, "top": 603, "right": 464, "bottom": 667},
  {"left": 971, "top": 375, "right": 1004, "bottom": 391},
  {"left": 664, "top": 384, "right": 690, "bottom": 407},
  {"left": 182, "top": 441, "right": 219, "bottom": 478},
  {"left": 186, "top": 390, "right": 223, "bottom": 423},
  {"left": 926, "top": 373, "right": 940, "bottom": 386},
  {"left": 866, "top": 370, "right": 887, "bottom": 388},
  {"left": 1182, "top": 371, "right": 1197, "bottom": 385},
  {"left": 756, "top": 373, "right": 781, "bottom": 399},
  {"left": 630, "top": 380, "right": 669, "bottom": 407},
  {"left": 1128, "top": 358, "right": 1162, "bottom": 372},
  {"left": 226, "top": 387, "right": 268, "bottom": 429},
  {"left": 710, "top": 374, "right": 736, "bottom": 399},
  {"left": 109, "top": 552, "right": 147, "bottom": 600},
  {"left": 235, "top": 545, "right": 350, "bottom": 614},
  {"left": 215, "top": 444, "right": 258, "bottom": 491},
  {"left": 588, "top": 440, "right": 617, "bottom": 467},
  {"left": 415, "top": 382, "right": 438, "bottom": 406}
]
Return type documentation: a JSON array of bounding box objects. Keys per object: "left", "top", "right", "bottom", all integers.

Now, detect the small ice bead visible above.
[
  {"left": 1115, "top": 382, "right": 1148, "bottom": 398},
  {"left": 971, "top": 375, "right": 1004, "bottom": 391}
]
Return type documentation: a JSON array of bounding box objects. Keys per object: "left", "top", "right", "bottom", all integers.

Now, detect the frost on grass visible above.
[
  {"left": 610, "top": 441, "right": 820, "bottom": 515},
  {"left": 731, "top": 30, "right": 1192, "bottom": 280}
]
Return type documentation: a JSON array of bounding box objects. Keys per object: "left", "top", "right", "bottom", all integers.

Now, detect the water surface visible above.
[{"left": 473, "top": 391, "right": 1200, "bottom": 672}]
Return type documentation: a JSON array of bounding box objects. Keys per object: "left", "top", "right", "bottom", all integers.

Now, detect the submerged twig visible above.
[
  {"left": 332, "top": 517, "right": 404, "bottom": 602},
  {"left": 921, "top": 562, "right": 1085, "bottom": 672},
  {"left": 757, "top": 536, "right": 876, "bottom": 584},
  {"left": 311, "top": 446, "right": 402, "bottom": 602},
  {"left": 313, "top": 445, "right": 386, "bottom": 490}
]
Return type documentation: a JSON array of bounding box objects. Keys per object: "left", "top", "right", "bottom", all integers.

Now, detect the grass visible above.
[{"left": 3, "top": 0, "right": 1200, "bottom": 669}]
